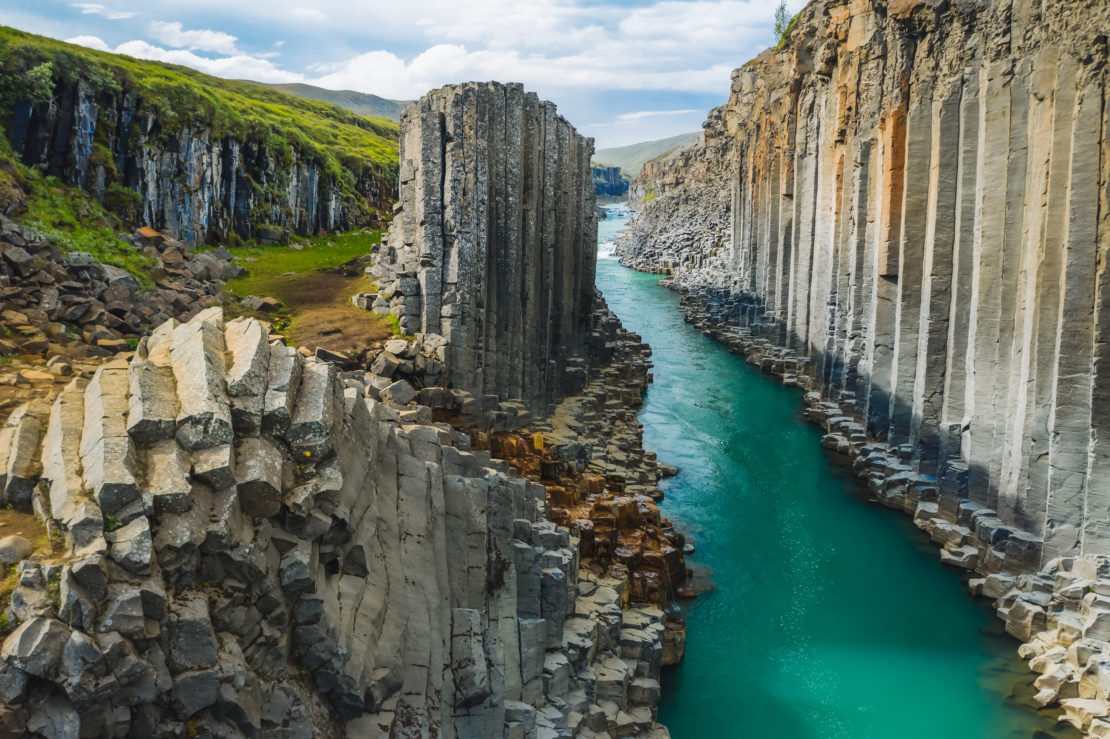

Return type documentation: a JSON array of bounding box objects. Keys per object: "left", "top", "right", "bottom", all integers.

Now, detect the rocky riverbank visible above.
[{"left": 611, "top": 0, "right": 1110, "bottom": 731}]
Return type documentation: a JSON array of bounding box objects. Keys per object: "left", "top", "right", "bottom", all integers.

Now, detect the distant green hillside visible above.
[
  {"left": 593, "top": 132, "right": 702, "bottom": 180},
  {"left": 248, "top": 81, "right": 409, "bottom": 122}
]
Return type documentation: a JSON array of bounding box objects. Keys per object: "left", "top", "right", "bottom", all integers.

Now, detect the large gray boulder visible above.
[
  {"left": 1, "top": 617, "right": 71, "bottom": 679},
  {"left": 0, "top": 535, "right": 33, "bottom": 566}
]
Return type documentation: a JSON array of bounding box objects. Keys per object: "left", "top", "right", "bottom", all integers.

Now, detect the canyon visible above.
[
  {"left": 0, "top": 81, "right": 679, "bottom": 738},
  {"left": 1, "top": 0, "right": 1109, "bottom": 733},
  {"left": 617, "top": 0, "right": 1110, "bottom": 733}
]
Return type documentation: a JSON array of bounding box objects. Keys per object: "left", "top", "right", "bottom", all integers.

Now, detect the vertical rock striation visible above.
[
  {"left": 0, "top": 29, "right": 397, "bottom": 246},
  {"left": 374, "top": 82, "right": 598, "bottom": 414},
  {"left": 591, "top": 166, "right": 628, "bottom": 198},
  {"left": 617, "top": 0, "right": 1110, "bottom": 729},
  {"left": 0, "top": 310, "right": 670, "bottom": 738},
  {"left": 619, "top": 0, "right": 1110, "bottom": 569}
]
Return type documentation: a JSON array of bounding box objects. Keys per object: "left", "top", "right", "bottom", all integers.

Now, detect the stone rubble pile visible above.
[
  {"left": 0, "top": 304, "right": 671, "bottom": 737},
  {"left": 468, "top": 302, "right": 690, "bottom": 636},
  {"left": 0, "top": 217, "right": 239, "bottom": 360}
]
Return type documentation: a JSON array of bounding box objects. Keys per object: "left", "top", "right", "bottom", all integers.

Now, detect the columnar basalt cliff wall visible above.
[
  {"left": 0, "top": 308, "right": 668, "bottom": 737},
  {"left": 7, "top": 79, "right": 392, "bottom": 246},
  {"left": 618, "top": 0, "right": 1110, "bottom": 729},
  {"left": 591, "top": 166, "right": 628, "bottom": 198},
  {"left": 374, "top": 82, "right": 598, "bottom": 414},
  {"left": 619, "top": 0, "right": 1110, "bottom": 568},
  {"left": 622, "top": 108, "right": 732, "bottom": 274}
]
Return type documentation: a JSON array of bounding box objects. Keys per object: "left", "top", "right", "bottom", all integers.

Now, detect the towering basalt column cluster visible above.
[
  {"left": 620, "top": 0, "right": 1110, "bottom": 568},
  {"left": 1, "top": 81, "right": 670, "bottom": 738},
  {"left": 374, "top": 82, "right": 598, "bottom": 413}
]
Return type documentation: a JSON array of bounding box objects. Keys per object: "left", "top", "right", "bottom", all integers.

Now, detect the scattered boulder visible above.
[
  {"left": 0, "top": 534, "right": 33, "bottom": 565},
  {"left": 243, "top": 296, "right": 281, "bottom": 313}
]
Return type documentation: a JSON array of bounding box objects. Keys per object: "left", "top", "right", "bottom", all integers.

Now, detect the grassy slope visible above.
[
  {"left": 0, "top": 26, "right": 399, "bottom": 187},
  {"left": 592, "top": 132, "right": 702, "bottom": 180}
]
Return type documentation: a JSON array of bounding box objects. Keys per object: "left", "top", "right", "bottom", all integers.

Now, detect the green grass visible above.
[
  {"left": 19, "top": 169, "right": 156, "bottom": 287},
  {"left": 0, "top": 26, "right": 403, "bottom": 285},
  {"left": 775, "top": 7, "right": 804, "bottom": 51},
  {"left": 225, "top": 230, "right": 383, "bottom": 298},
  {"left": 0, "top": 26, "right": 399, "bottom": 194}
]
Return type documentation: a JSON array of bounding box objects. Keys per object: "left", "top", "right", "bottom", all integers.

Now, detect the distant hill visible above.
[
  {"left": 593, "top": 132, "right": 702, "bottom": 180},
  {"left": 246, "top": 81, "right": 409, "bottom": 121}
]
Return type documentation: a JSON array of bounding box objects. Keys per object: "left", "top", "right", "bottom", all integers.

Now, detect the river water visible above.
[{"left": 595, "top": 204, "right": 1071, "bottom": 739}]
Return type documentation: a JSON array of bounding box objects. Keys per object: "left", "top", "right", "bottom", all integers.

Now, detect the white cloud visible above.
[
  {"left": 308, "top": 43, "right": 734, "bottom": 100},
  {"left": 65, "top": 35, "right": 111, "bottom": 51},
  {"left": 71, "top": 3, "right": 135, "bottom": 20},
  {"left": 149, "top": 21, "right": 240, "bottom": 54},
  {"left": 38, "top": 0, "right": 814, "bottom": 145},
  {"left": 291, "top": 8, "right": 326, "bottom": 22},
  {"left": 617, "top": 109, "right": 698, "bottom": 121},
  {"left": 98, "top": 39, "right": 300, "bottom": 82}
]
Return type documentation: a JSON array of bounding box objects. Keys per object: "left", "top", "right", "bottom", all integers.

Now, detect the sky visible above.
[{"left": 1, "top": 0, "right": 808, "bottom": 149}]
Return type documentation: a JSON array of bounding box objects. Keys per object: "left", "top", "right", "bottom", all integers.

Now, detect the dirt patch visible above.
[
  {"left": 0, "top": 509, "right": 50, "bottom": 547},
  {"left": 0, "top": 356, "right": 107, "bottom": 419},
  {"left": 0, "top": 509, "right": 57, "bottom": 635},
  {"left": 245, "top": 269, "right": 393, "bottom": 357}
]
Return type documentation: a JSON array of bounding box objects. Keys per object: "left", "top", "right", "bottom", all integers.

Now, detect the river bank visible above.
[{"left": 597, "top": 204, "right": 1075, "bottom": 738}]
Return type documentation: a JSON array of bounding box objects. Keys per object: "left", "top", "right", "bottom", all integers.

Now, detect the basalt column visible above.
[
  {"left": 618, "top": 0, "right": 1110, "bottom": 571},
  {"left": 375, "top": 82, "right": 598, "bottom": 413}
]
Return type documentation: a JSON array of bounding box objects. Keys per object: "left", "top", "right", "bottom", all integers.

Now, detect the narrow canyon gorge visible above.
[{"left": 0, "top": 0, "right": 1108, "bottom": 736}]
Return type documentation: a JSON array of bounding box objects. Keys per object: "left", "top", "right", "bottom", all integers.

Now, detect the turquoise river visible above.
[{"left": 594, "top": 204, "right": 1073, "bottom": 739}]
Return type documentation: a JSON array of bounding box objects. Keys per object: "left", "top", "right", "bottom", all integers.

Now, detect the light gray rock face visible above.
[
  {"left": 373, "top": 82, "right": 599, "bottom": 413},
  {"left": 0, "top": 400, "right": 50, "bottom": 510},
  {"left": 619, "top": 0, "right": 1110, "bottom": 567},
  {"left": 615, "top": 0, "right": 1109, "bottom": 732},
  {"left": 170, "top": 306, "right": 233, "bottom": 452},
  {"left": 0, "top": 278, "right": 665, "bottom": 735}
]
